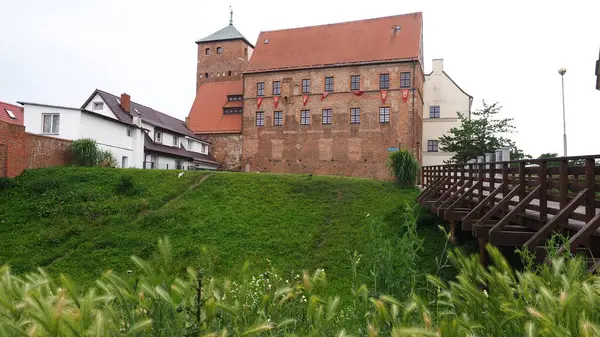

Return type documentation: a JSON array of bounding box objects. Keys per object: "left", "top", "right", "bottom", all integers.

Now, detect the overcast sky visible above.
[{"left": 1, "top": 0, "right": 599, "bottom": 157}]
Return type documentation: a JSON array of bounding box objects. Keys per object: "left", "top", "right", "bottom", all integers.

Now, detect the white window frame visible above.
[
  {"left": 173, "top": 135, "right": 179, "bottom": 147},
  {"left": 42, "top": 113, "right": 60, "bottom": 134},
  {"left": 5, "top": 109, "right": 16, "bottom": 119},
  {"left": 93, "top": 102, "right": 104, "bottom": 111},
  {"left": 187, "top": 139, "right": 193, "bottom": 150}
]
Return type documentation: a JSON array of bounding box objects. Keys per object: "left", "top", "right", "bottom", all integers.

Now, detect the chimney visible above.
[
  {"left": 120, "top": 93, "right": 131, "bottom": 113},
  {"left": 432, "top": 59, "right": 444, "bottom": 74}
]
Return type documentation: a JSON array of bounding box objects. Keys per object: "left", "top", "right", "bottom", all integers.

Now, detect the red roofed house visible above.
[
  {"left": 0, "top": 101, "right": 24, "bottom": 126},
  {"left": 188, "top": 12, "right": 424, "bottom": 179}
]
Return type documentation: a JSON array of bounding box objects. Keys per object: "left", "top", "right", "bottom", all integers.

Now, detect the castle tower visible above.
[{"left": 195, "top": 9, "right": 254, "bottom": 91}]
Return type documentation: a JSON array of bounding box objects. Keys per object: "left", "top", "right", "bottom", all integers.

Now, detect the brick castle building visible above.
[{"left": 188, "top": 12, "right": 424, "bottom": 179}]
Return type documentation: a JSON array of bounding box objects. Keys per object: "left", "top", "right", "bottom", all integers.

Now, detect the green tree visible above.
[
  {"left": 438, "top": 101, "right": 528, "bottom": 164},
  {"left": 538, "top": 153, "right": 559, "bottom": 167}
]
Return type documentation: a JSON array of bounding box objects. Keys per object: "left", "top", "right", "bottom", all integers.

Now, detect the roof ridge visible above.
[{"left": 259, "top": 12, "right": 422, "bottom": 35}]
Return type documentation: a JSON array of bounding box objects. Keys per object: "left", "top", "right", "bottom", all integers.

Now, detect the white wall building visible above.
[
  {"left": 422, "top": 59, "right": 473, "bottom": 166},
  {"left": 21, "top": 89, "right": 220, "bottom": 170}
]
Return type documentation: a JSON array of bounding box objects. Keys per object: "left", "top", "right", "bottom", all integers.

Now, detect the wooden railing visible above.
[{"left": 418, "top": 155, "right": 600, "bottom": 264}]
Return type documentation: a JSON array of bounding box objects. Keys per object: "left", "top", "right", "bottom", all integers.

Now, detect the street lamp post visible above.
[{"left": 558, "top": 67, "right": 567, "bottom": 157}]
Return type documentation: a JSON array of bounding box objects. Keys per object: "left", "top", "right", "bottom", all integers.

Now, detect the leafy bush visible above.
[
  {"left": 0, "top": 177, "right": 16, "bottom": 191},
  {"left": 386, "top": 149, "right": 419, "bottom": 187},
  {"left": 68, "top": 139, "right": 117, "bottom": 167},
  {"left": 98, "top": 149, "right": 117, "bottom": 168},
  {"left": 116, "top": 175, "right": 138, "bottom": 195}
]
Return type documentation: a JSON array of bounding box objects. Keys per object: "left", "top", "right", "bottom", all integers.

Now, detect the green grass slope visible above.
[{"left": 0, "top": 168, "right": 449, "bottom": 295}]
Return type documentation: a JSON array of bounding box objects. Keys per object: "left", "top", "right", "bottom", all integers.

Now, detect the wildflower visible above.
[{"left": 483, "top": 290, "right": 488, "bottom": 297}]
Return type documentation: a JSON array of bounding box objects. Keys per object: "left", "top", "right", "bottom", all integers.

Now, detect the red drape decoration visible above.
[
  {"left": 353, "top": 91, "right": 364, "bottom": 96},
  {"left": 380, "top": 90, "right": 387, "bottom": 103},
  {"left": 257, "top": 97, "right": 263, "bottom": 108},
  {"left": 274, "top": 96, "right": 279, "bottom": 109},
  {"left": 302, "top": 95, "right": 309, "bottom": 106},
  {"left": 402, "top": 89, "right": 409, "bottom": 103},
  {"left": 321, "top": 92, "right": 330, "bottom": 100}
]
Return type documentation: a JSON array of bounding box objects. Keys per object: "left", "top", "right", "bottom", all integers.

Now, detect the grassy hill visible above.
[{"left": 0, "top": 167, "right": 449, "bottom": 296}]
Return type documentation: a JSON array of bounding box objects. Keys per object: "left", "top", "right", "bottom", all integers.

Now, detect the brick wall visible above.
[
  {"left": 196, "top": 133, "right": 243, "bottom": 171},
  {"left": 0, "top": 121, "right": 71, "bottom": 177},
  {"left": 196, "top": 40, "right": 251, "bottom": 91},
  {"left": 241, "top": 61, "right": 424, "bottom": 180}
]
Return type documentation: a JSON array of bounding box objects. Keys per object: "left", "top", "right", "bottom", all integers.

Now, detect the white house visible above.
[
  {"left": 422, "top": 59, "right": 473, "bottom": 166},
  {"left": 20, "top": 89, "right": 220, "bottom": 170}
]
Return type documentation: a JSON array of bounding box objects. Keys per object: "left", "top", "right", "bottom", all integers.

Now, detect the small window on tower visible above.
[
  {"left": 205, "top": 72, "right": 209, "bottom": 78},
  {"left": 205, "top": 48, "right": 210, "bottom": 55},
  {"left": 228, "top": 71, "right": 232, "bottom": 77},
  {"left": 217, "top": 47, "right": 223, "bottom": 54},
  {"left": 245, "top": 48, "right": 248, "bottom": 55}
]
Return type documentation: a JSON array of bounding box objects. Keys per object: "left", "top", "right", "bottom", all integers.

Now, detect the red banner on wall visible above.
[
  {"left": 257, "top": 97, "right": 263, "bottom": 108},
  {"left": 353, "top": 91, "right": 364, "bottom": 96},
  {"left": 302, "top": 95, "right": 309, "bottom": 106},
  {"left": 402, "top": 89, "right": 409, "bottom": 103},
  {"left": 321, "top": 92, "right": 329, "bottom": 100},
  {"left": 380, "top": 90, "right": 387, "bottom": 103},
  {"left": 273, "top": 96, "right": 279, "bottom": 109}
]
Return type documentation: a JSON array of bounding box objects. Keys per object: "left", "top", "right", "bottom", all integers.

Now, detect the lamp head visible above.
[{"left": 558, "top": 68, "right": 567, "bottom": 76}]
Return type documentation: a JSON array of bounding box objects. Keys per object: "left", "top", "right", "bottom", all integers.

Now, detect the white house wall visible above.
[
  {"left": 23, "top": 105, "right": 82, "bottom": 140},
  {"left": 83, "top": 94, "right": 118, "bottom": 120},
  {"left": 422, "top": 59, "right": 471, "bottom": 166}
]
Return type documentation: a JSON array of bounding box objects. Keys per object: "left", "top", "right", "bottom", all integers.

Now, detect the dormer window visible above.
[
  {"left": 173, "top": 136, "right": 179, "bottom": 147},
  {"left": 155, "top": 130, "right": 162, "bottom": 143},
  {"left": 224, "top": 107, "right": 242, "bottom": 114},
  {"left": 227, "top": 95, "right": 243, "bottom": 101},
  {"left": 93, "top": 102, "right": 103, "bottom": 110}
]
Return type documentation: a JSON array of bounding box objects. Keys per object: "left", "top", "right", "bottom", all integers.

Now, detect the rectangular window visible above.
[
  {"left": 429, "top": 106, "right": 440, "bottom": 118},
  {"left": 155, "top": 130, "right": 162, "bottom": 143},
  {"left": 272, "top": 81, "right": 281, "bottom": 95},
  {"left": 188, "top": 139, "right": 193, "bottom": 150},
  {"left": 42, "top": 113, "right": 60, "bottom": 134},
  {"left": 216, "top": 47, "right": 223, "bottom": 54},
  {"left": 173, "top": 136, "right": 179, "bottom": 147},
  {"left": 121, "top": 156, "right": 128, "bottom": 168},
  {"left": 126, "top": 129, "right": 131, "bottom": 137},
  {"left": 256, "top": 111, "right": 265, "bottom": 126},
  {"left": 205, "top": 48, "right": 210, "bottom": 55},
  {"left": 350, "top": 75, "right": 360, "bottom": 91},
  {"left": 274, "top": 111, "right": 283, "bottom": 126},
  {"left": 302, "top": 79, "right": 311, "bottom": 93},
  {"left": 350, "top": 108, "right": 360, "bottom": 124},
  {"left": 427, "top": 140, "right": 439, "bottom": 152},
  {"left": 324, "top": 77, "right": 334, "bottom": 92},
  {"left": 227, "top": 95, "right": 243, "bottom": 101},
  {"left": 93, "top": 102, "right": 103, "bottom": 110},
  {"left": 223, "top": 108, "right": 243, "bottom": 114},
  {"left": 257, "top": 82, "right": 265, "bottom": 96},
  {"left": 380, "top": 73, "right": 390, "bottom": 89},
  {"left": 400, "top": 72, "right": 411, "bottom": 88},
  {"left": 175, "top": 160, "right": 182, "bottom": 170},
  {"left": 322, "top": 109, "right": 332, "bottom": 125},
  {"left": 379, "top": 107, "right": 390, "bottom": 123},
  {"left": 300, "top": 110, "right": 310, "bottom": 125}
]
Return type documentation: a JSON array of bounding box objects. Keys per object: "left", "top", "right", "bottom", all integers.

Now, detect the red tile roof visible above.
[
  {"left": 245, "top": 12, "right": 423, "bottom": 73},
  {"left": 188, "top": 81, "right": 243, "bottom": 134},
  {"left": 0, "top": 101, "right": 24, "bottom": 125}
]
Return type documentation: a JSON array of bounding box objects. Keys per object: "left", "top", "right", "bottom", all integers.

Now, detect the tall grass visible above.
[
  {"left": 386, "top": 150, "right": 419, "bottom": 187},
  {"left": 1, "top": 235, "right": 598, "bottom": 336}
]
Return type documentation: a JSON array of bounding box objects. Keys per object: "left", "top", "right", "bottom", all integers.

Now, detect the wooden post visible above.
[
  {"left": 519, "top": 162, "right": 526, "bottom": 226},
  {"left": 502, "top": 162, "right": 509, "bottom": 216},
  {"left": 585, "top": 158, "right": 596, "bottom": 222},
  {"left": 539, "top": 161, "right": 548, "bottom": 223},
  {"left": 450, "top": 220, "right": 457, "bottom": 244},
  {"left": 559, "top": 159, "right": 568, "bottom": 208},
  {"left": 478, "top": 163, "right": 484, "bottom": 209},
  {"left": 489, "top": 159, "right": 496, "bottom": 208},
  {"left": 478, "top": 237, "right": 488, "bottom": 266},
  {"left": 468, "top": 164, "right": 474, "bottom": 205}
]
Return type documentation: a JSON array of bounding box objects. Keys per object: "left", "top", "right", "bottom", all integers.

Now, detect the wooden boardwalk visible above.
[{"left": 416, "top": 155, "right": 600, "bottom": 269}]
